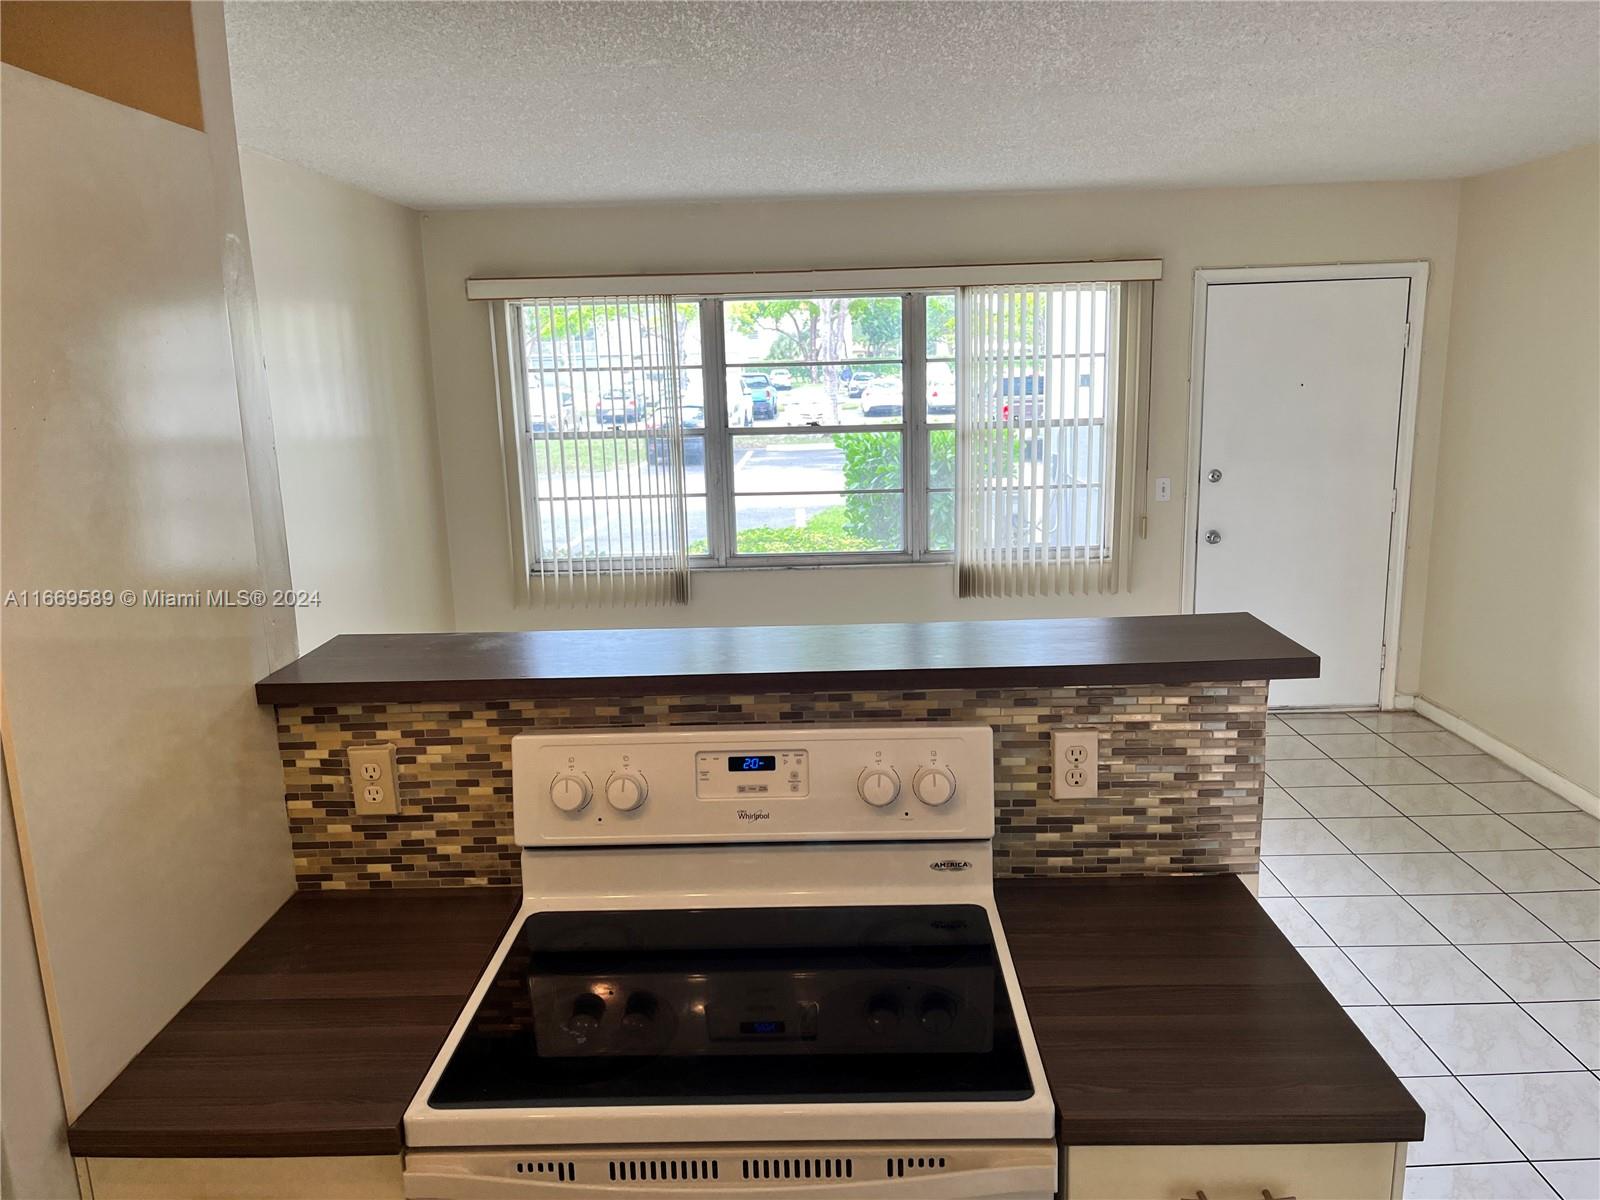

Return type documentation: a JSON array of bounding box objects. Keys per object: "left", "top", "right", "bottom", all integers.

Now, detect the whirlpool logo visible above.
[
  {"left": 735, "top": 808, "right": 771, "bottom": 822},
  {"left": 929, "top": 859, "right": 973, "bottom": 872}
]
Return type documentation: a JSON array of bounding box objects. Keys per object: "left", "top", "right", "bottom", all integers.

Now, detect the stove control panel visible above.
[
  {"left": 513, "top": 725, "right": 993, "bottom": 845},
  {"left": 528, "top": 966, "right": 995, "bottom": 1059},
  {"left": 694, "top": 748, "right": 810, "bottom": 799}
]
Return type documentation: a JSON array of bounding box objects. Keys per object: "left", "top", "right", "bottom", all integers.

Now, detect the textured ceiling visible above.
[{"left": 224, "top": 1, "right": 1600, "bottom": 209}]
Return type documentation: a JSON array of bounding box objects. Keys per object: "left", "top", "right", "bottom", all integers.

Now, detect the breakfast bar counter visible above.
[{"left": 253, "top": 612, "right": 1318, "bottom": 704}]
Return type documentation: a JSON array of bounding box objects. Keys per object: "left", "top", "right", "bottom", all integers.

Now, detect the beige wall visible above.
[
  {"left": 0, "top": 29, "right": 293, "bottom": 1119},
  {"left": 418, "top": 181, "right": 1459, "bottom": 694},
  {"left": 241, "top": 150, "right": 454, "bottom": 650},
  {"left": 1420, "top": 145, "right": 1600, "bottom": 796},
  {"left": 1, "top": 760, "right": 79, "bottom": 1200}
]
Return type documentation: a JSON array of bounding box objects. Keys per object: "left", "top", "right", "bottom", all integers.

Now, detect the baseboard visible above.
[{"left": 1407, "top": 695, "right": 1600, "bottom": 818}]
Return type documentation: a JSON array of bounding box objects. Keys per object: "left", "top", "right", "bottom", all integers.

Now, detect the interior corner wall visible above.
[
  {"left": 1419, "top": 144, "right": 1600, "bottom": 797},
  {"left": 416, "top": 180, "right": 1461, "bottom": 692},
  {"left": 0, "top": 9, "right": 294, "bottom": 1119},
  {"left": 1, "top": 760, "right": 78, "bottom": 1200},
  {"left": 240, "top": 149, "right": 455, "bottom": 651}
]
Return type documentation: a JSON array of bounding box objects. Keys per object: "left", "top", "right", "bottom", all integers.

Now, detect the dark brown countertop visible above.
[
  {"left": 68, "top": 874, "right": 1419, "bottom": 1159},
  {"left": 996, "top": 875, "right": 1425, "bottom": 1146},
  {"left": 254, "top": 613, "right": 1318, "bottom": 705},
  {"left": 67, "top": 889, "right": 518, "bottom": 1158}
]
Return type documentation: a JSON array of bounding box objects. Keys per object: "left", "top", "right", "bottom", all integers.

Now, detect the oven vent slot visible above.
[
  {"left": 887, "top": 1155, "right": 949, "bottom": 1178},
  {"left": 514, "top": 1160, "right": 576, "bottom": 1182},
  {"left": 607, "top": 1159, "right": 719, "bottom": 1184},
  {"left": 742, "top": 1157, "right": 854, "bottom": 1182}
]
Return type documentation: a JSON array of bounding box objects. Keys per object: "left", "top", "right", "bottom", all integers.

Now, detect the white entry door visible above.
[{"left": 1193, "top": 277, "right": 1412, "bottom": 709}]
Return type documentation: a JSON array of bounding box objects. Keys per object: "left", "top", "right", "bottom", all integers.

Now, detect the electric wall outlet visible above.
[
  {"left": 1051, "top": 730, "right": 1099, "bottom": 800},
  {"left": 347, "top": 743, "right": 400, "bottom": 816}
]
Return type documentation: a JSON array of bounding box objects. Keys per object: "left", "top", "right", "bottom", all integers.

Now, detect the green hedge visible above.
[
  {"left": 834, "top": 428, "right": 961, "bottom": 546},
  {"left": 687, "top": 429, "right": 975, "bottom": 554}
]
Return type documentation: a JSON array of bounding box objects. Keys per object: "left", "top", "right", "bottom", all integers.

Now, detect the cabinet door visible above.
[
  {"left": 82, "top": 1156, "right": 404, "bottom": 1199},
  {"left": 1065, "top": 1142, "right": 1403, "bottom": 1200}
]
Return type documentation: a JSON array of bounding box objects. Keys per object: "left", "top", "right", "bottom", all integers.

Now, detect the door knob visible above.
[
  {"left": 1205, "top": 530, "right": 1222, "bottom": 545},
  {"left": 1208, "top": 468, "right": 1223, "bottom": 483}
]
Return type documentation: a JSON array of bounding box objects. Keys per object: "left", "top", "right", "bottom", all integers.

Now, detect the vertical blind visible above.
[
  {"left": 955, "top": 281, "right": 1151, "bottom": 597},
  {"left": 517, "top": 294, "right": 690, "bottom": 604}
]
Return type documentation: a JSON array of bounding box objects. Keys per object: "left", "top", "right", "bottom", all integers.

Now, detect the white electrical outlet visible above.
[
  {"left": 347, "top": 743, "right": 400, "bottom": 816},
  {"left": 1051, "top": 730, "right": 1099, "bottom": 800}
]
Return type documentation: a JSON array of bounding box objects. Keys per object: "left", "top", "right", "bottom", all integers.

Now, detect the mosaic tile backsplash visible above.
[{"left": 274, "top": 683, "right": 1268, "bottom": 889}]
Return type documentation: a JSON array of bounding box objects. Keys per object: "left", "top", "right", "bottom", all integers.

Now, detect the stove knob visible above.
[
  {"left": 918, "top": 993, "right": 957, "bottom": 1034},
  {"left": 622, "top": 992, "right": 659, "bottom": 1033},
  {"left": 912, "top": 766, "right": 957, "bottom": 807},
  {"left": 550, "top": 773, "right": 592, "bottom": 813},
  {"left": 866, "top": 993, "right": 902, "bottom": 1034},
  {"left": 605, "top": 771, "right": 648, "bottom": 812},
  {"left": 857, "top": 767, "right": 901, "bottom": 807},
  {"left": 565, "top": 993, "right": 605, "bottom": 1037}
]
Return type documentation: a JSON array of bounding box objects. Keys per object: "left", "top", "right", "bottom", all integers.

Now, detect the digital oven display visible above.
[{"left": 728, "top": 755, "right": 777, "bottom": 772}]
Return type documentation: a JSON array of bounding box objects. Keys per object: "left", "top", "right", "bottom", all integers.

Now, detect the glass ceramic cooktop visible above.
[{"left": 429, "top": 904, "right": 1034, "bottom": 1108}]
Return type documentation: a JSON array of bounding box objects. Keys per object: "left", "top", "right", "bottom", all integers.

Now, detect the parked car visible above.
[
  {"left": 770, "top": 368, "right": 793, "bottom": 390},
  {"left": 993, "top": 373, "right": 1047, "bottom": 423},
  {"left": 741, "top": 372, "right": 779, "bottom": 421},
  {"left": 860, "top": 376, "right": 904, "bottom": 418},
  {"left": 595, "top": 389, "right": 640, "bottom": 425},
  {"left": 646, "top": 405, "right": 705, "bottom": 465},
  {"left": 845, "top": 368, "right": 875, "bottom": 399},
  {"left": 927, "top": 363, "right": 956, "bottom": 418},
  {"left": 527, "top": 389, "right": 576, "bottom": 432}
]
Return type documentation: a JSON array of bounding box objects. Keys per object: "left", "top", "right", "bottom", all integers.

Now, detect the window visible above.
[
  {"left": 718, "top": 294, "right": 909, "bottom": 560},
  {"left": 486, "top": 264, "right": 1155, "bottom": 601}
]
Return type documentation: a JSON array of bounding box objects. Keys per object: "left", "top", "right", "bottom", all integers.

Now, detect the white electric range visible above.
[{"left": 403, "top": 724, "right": 1058, "bottom": 1199}]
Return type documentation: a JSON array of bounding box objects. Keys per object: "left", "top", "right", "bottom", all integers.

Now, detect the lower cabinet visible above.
[
  {"left": 1062, "top": 1142, "right": 1406, "bottom": 1200},
  {"left": 78, "top": 1156, "right": 405, "bottom": 1199}
]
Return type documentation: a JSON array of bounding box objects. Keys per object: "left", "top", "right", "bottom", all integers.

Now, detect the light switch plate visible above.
[
  {"left": 1051, "top": 730, "right": 1099, "bottom": 800},
  {"left": 347, "top": 743, "right": 400, "bottom": 816}
]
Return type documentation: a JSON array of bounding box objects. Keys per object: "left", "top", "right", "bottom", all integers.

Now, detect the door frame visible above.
[{"left": 1181, "top": 262, "right": 1430, "bottom": 709}]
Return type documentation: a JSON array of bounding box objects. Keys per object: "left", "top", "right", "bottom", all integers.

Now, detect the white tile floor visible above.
[{"left": 1259, "top": 710, "right": 1600, "bottom": 1200}]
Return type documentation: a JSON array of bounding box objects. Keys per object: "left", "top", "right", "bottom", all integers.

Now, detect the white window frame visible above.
[{"left": 481, "top": 260, "right": 1160, "bottom": 584}]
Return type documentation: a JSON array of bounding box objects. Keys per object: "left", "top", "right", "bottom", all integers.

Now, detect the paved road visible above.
[
  {"left": 532, "top": 386, "right": 1102, "bottom": 555},
  {"left": 537, "top": 439, "right": 858, "bottom": 556}
]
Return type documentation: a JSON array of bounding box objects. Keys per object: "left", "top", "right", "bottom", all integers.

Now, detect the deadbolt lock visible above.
[
  {"left": 1208, "top": 468, "right": 1223, "bottom": 483},
  {"left": 1205, "top": 530, "right": 1222, "bottom": 544}
]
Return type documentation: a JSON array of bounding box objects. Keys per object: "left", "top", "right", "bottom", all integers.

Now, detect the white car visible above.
[
  {"left": 927, "top": 363, "right": 956, "bottom": 417},
  {"left": 770, "top": 368, "right": 793, "bottom": 389},
  {"left": 860, "top": 375, "right": 904, "bottom": 418}
]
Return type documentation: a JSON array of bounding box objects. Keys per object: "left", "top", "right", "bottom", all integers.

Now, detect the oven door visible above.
[{"left": 404, "top": 1141, "right": 1058, "bottom": 1199}]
